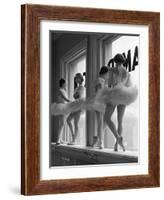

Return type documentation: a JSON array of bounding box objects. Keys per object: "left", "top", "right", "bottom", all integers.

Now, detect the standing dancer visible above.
[
  {"left": 92, "top": 66, "right": 109, "bottom": 149},
  {"left": 105, "top": 53, "right": 132, "bottom": 151},
  {"left": 55, "top": 78, "right": 71, "bottom": 144},
  {"left": 67, "top": 73, "right": 85, "bottom": 144},
  {"left": 92, "top": 66, "right": 125, "bottom": 150}
]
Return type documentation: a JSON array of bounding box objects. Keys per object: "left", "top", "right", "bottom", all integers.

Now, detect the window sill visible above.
[{"left": 51, "top": 143, "right": 138, "bottom": 166}]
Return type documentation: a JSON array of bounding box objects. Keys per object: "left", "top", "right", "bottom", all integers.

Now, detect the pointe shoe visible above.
[
  {"left": 60, "top": 140, "right": 65, "bottom": 144},
  {"left": 56, "top": 139, "right": 65, "bottom": 145},
  {"left": 98, "top": 140, "right": 104, "bottom": 149},
  {"left": 92, "top": 136, "right": 98, "bottom": 147},
  {"left": 67, "top": 142, "right": 75, "bottom": 145},
  {"left": 114, "top": 143, "right": 118, "bottom": 151},
  {"left": 98, "top": 143, "right": 104, "bottom": 149},
  {"left": 117, "top": 137, "right": 125, "bottom": 152},
  {"left": 67, "top": 135, "right": 76, "bottom": 145},
  {"left": 67, "top": 139, "right": 76, "bottom": 145},
  {"left": 56, "top": 141, "right": 62, "bottom": 145}
]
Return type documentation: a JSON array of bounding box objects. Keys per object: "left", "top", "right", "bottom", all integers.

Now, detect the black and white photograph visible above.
[
  {"left": 19, "top": 3, "right": 160, "bottom": 196},
  {"left": 20, "top": 4, "right": 160, "bottom": 195},
  {"left": 50, "top": 30, "right": 139, "bottom": 167}
]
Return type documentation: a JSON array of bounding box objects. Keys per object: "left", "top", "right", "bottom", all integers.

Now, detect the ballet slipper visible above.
[
  {"left": 91, "top": 136, "right": 98, "bottom": 147},
  {"left": 56, "top": 139, "right": 65, "bottom": 145},
  {"left": 117, "top": 137, "right": 125, "bottom": 152},
  {"left": 60, "top": 140, "right": 65, "bottom": 144},
  {"left": 114, "top": 143, "right": 118, "bottom": 151},
  {"left": 67, "top": 136, "right": 76, "bottom": 145},
  {"left": 98, "top": 143, "right": 104, "bottom": 149},
  {"left": 67, "top": 142, "right": 76, "bottom": 145},
  {"left": 97, "top": 139, "right": 104, "bottom": 149}
]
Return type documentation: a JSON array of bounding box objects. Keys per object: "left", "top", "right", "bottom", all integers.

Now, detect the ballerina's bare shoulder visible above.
[{"left": 108, "top": 66, "right": 130, "bottom": 87}]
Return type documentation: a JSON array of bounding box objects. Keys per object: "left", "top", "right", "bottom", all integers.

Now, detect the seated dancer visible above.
[
  {"left": 67, "top": 73, "right": 85, "bottom": 144},
  {"left": 53, "top": 78, "right": 71, "bottom": 144}
]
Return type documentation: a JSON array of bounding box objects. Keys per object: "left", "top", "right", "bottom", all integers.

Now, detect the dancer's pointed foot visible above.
[
  {"left": 67, "top": 142, "right": 76, "bottom": 145},
  {"left": 117, "top": 136, "right": 125, "bottom": 151},
  {"left": 67, "top": 135, "right": 76, "bottom": 145},
  {"left": 56, "top": 139, "right": 65, "bottom": 145},
  {"left": 114, "top": 143, "right": 118, "bottom": 151},
  {"left": 91, "top": 136, "right": 98, "bottom": 147},
  {"left": 97, "top": 138, "right": 104, "bottom": 149},
  {"left": 98, "top": 142, "right": 104, "bottom": 149},
  {"left": 67, "top": 139, "right": 76, "bottom": 145}
]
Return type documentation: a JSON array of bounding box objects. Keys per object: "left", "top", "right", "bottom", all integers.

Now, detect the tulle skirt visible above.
[
  {"left": 95, "top": 84, "right": 138, "bottom": 106},
  {"left": 51, "top": 99, "right": 85, "bottom": 116},
  {"left": 51, "top": 85, "right": 138, "bottom": 116}
]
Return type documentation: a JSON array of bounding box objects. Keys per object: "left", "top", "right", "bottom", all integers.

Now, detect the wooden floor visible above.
[{"left": 51, "top": 143, "right": 138, "bottom": 166}]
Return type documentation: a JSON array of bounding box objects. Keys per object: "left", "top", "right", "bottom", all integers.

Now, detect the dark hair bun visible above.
[
  {"left": 59, "top": 78, "right": 66, "bottom": 87},
  {"left": 75, "top": 73, "right": 84, "bottom": 82},
  {"left": 114, "top": 54, "right": 126, "bottom": 64},
  {"left": 99, "top": 66, "right": 109, "bottom": 75}
]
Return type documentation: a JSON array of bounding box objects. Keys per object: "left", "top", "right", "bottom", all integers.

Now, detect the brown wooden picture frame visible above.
[{"left": 21, "top": 4, "right": 160, "bottom": 195}]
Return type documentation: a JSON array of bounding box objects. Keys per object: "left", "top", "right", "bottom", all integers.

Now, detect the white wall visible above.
[{"left": 0, "top": 0, "right": 163, "bottom": 200}]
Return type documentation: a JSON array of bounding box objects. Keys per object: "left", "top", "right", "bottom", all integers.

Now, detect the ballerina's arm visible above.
[{"left": 59, "top": 90, "right": 71, "bottom": 102}]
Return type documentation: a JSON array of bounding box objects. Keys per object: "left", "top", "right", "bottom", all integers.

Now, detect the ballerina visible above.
[
  {"left": 53, "top": 78, "right": 71, "bottom": 145},
  {"left": 100, "top": 53, "right": 137, "bottom": 151},
  {"left": 90, "top": 66, "right": 108, "bottom": 149},
  {"left": 92, "top": 66, "right": 128, "bottom": 150},
  {"left": 66, "top": 73, "right": 86, "bottom": 144}
]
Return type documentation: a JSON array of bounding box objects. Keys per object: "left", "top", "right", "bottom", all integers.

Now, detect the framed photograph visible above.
[{"left": 21, "top": 4, "right": 160, "bottom": 195}]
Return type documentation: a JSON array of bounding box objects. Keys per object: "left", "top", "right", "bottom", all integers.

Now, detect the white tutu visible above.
[
  {"left": 51, "top": 97, "right": 106, "bottom": 116},
  {"left": 51, "top": 99, "right": 86, "bottom": 116},
  {"left": 51, "top": 84, "right": 138, "bottom": 116},
  {"left": 95, "top": 84, "right": 138, "bottom": 106},
  {"left": 83, "top": 97, "right": 106, "bottom": 113}
]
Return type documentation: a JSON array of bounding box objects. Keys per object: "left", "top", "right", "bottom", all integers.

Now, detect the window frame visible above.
[{"left": 59, "top": 39, "right": 87, "bottom": 143}]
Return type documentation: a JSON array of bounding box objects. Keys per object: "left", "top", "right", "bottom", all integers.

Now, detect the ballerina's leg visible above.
[
  {"left": 67, "top": 111, "right": 81, "bottom": 144},
  {"left": 57, "top": 115, "right": 66, "bottom": 144},
  {"left": 66, "top": 113, "right": 75, "bottom": 143},
  {"left": 114, "top": 104, "right": 126, "bottom": 151},
  {"left": 92, "top": 111, "right": 99, "bottom": 147},
  {"left": 73, "top": 111, "right": 81, "bottom": 144},
  {"left": 104, "top": 103, "right": 125, "bottom": 151},
  {"left": 95, "top": 111, "right": 104, "bottom": 149},
  {"left": 104, "top": 104, "right": 117, "bottom": 138}
]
